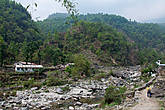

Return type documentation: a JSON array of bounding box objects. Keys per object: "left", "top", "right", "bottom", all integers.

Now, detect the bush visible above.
[
  {"left": 23, "top": 78, "right": 35, "bottom": 88},
  {"left": 93, "top": 71, "right": 113, "bottom": 81},
  {"left": 141, "top": 66, "right": 153, "bottom": 74},
  {"left": 0, "top": 91, "right": 4, "bottom": 98},
  {"left": 109, "top": 70, "right": 114, "bottom": 76},
  {"left": 47, "top": 70, "right": 60, "bottom": 77},
  {"left": 65, "top": 66, "right": 72, "bottom": 74},
  {"left": 93, "top": 73, "right": 107, "bottom": 81},
  {"left": 10, "top": 90, "right": 17, "bottom": 96},
  {"left": 71, "top": 54, "right": 92, "bottom": 77},
  {"left": 104, "top": 85, "right": 127, "bottom": 105},
  {"left": 22, "top": 78, "right": 42, "bottom": 89},
  {"left": 45, "top": 76, "right": 65, "bottom": 86},
  {"left": 141, "top": 65, "right": 154, "bottom": 82},
  {"left": 61, "top": 85, "right": 70, "bottom": 93}
]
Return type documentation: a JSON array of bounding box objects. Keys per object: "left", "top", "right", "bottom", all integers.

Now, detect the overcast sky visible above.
[{"left": 14, "top": 0, "right": 165, "bottom": 22}]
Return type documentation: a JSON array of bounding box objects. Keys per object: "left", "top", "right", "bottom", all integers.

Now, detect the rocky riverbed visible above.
[
  {"left": 0, "top": 80, "right": 108, "bottom": 110},
  {"left": 0, "top": 66, "right": 148, "bottom": 110}
]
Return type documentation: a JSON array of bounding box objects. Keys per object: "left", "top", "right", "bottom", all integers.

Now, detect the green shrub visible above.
[
  {"left": 47, "top": 70, "right": 60, "bottom": 77},
  {"left": 109, "top": 70, "right": 114, "bottom": 76},
  {"left": 0, "top": 91, "right": 4, "bottom": 98},
  {"left": 23, "top": 78, "right": 35, "bottom": 88},
  {"left": 93, "top": 71, "right": 113, "bottom": 81},
  {"left": 61, "top": 85, "right": 70, "bottom": 93},
  {"left": 10, "top": 90, "right": 17, "bottom": 96},
  {"left": 141, "top": 67, "right": 152, "bottom": 74},
  {"left": 104, "top": 85, "right": 127, "bottom": 105},
  {"left": 140, "top": 65, "right": 153, "bottom": 82},
  {"left": 80, "top": 98, "right": 95, "bottom": 104},
  {"left": 93, "top": 73, "right": 106, "bottom": 81},
  {"left": 65, "top": 66, "right": 72, "bottom": 74},
  {"left": 22, "top": 78, "right": 42, "bottom": 89},
  {"left": 71, "top": 54, "right": 92, "bottom": 77},
  {"left": 45, "top": 76, "right": 65, "bottom": 86}
]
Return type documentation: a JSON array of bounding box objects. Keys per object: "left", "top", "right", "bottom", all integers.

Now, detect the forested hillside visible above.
[
  {"left": 0, "top": 0, "right": 42, "bottom": 43},
  {"left": 38, "top": 13, "right": 165, "bottom": 52},
  {"left": 36, "top": 13, "right": 165, "bottom": 65},
  {"left": 79, "top": 14, "right": 165, "bottom": 51},
  {"left": 0, "top": 0, "right": 164, "bottom": 66},
  {"left": 0, "top": 0, "right": 43, "bottom": 66},
  {"left": 37, "top": 13, "right": 71, "bottom": 33},
  {"left": 1, "top": 1, "right": 165, "bottom": 110}
]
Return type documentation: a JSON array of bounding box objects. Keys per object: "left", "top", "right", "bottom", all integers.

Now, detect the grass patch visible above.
[
  {"left": 61, "top": 86, "right": 70, "bottom": 93},
  {"left": 100, "top": 85, "right": 127, "bottom": 108},
  {"left": 159, "top": 100, "right": 165, "bottom": 110},
  {"left": 22, "top": 78, "right": 42, "bottom": 89},
  {"left": 140, "top": 65, "right": 154, "bottom": 83},
  {"left": 44, "top": 76, "right": 67, "bottom": 87},
  {"left": 93, "top": 70, "right": 113, "bottom": 81}
]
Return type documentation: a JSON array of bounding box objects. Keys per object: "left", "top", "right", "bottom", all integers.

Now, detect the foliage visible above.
[
  {"left": 1, "top": 0, "right": 165, "bottom": 66},
  {"left": 0, "top": 0, "right": 42, "bottom": 43},
  {"left": 141, "top": 65, "right": 154, "bottom": 74},
  {"left": 140, "top": 65, "right": 154, "bottom": 82},
  {"left": 104, "top": 85, "right": 127, "bottom": 105},
  {"left": 61, "top": 85, "right": 70, "bottom": 93},
  {"left": 23, "top": 78, "right": 35, "bottom": 88},
  {"left": 45, "top": 76, "right": 65, "bottom": 86},
  {"left": 0, "top": 36, "right": 7, "bottom": 66},
  {"left": 93, "top": 72, "right": 112, "bottom": 81},
  {"left": 37, "top": 13, "right": 165, "bottom": 65},
  {"left": 71, "top": 54, "right": 92, "bottom": 77}
]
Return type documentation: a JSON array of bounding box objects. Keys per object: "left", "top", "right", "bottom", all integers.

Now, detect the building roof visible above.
[
  {"left": 16, "top": 65, "right": 43, "bottom": 68},
  {"left": 14, "top": 61, "right": 36, "bottom": 65},
  {"left": 156, "top": 60, "right": 165, "bottom": 66},
  {"left": 14, "top": 61, "right": 43, "bottom": 68}
]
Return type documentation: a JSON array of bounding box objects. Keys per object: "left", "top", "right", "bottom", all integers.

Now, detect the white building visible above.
[
  {"left": 156, "top": 60, "right": 165, "bottom": 76},
  {"left": 14, "top": 62, "right": 43, "bottom": 72}
]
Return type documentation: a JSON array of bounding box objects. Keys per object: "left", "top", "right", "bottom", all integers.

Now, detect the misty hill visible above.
[
  {"left": 37, "top": 13, "right": 71, "bottom": 33},
  {"left": 0, "top": 0, "right": 42, "bottom": 43},
  {"left": 145, "top": 18, "right": 165, "bottom": 23},
  {"left": 47, "top": 13, "right": 69, "bottom": 19}
]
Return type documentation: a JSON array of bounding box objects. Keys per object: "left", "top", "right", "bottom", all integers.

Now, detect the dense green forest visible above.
[
  {"left": 38, "top": 13, "right": 165, "bottom": 52},
  {"left": 37, "top": 13, "right": 165, "bottom": 65},
  {"left": 0, "top": 0, "right": 164, "bottom": 67},
  {"left": 0, "top": 0, "right": 42, "bottom": 43},
  {"left": 0, "top": 0, "right": 43, "bottom": 66}
]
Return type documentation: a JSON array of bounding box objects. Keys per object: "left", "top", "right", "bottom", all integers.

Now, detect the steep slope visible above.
[
  {"left": 37, "top": 13, "right": 164, "bottom": 65},
  {"left": 38, "top": 13, "right": 165, "bottom": 52},
  {"left": 48, "top": 21, "right": 151, "bottom": 65},
  {"left": 37, "top": 13, "right": 71, "bottom": 34},
  {"left": 79, "top": 14, "right": 165, "bottom": 51},
  {"left": 0, "top": 0, "right": 42, "bottom": 43}
]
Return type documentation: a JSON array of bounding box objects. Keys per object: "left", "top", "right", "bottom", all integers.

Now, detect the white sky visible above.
[{"left": 14, "top": 0, "right": 165, "bottom": 22}]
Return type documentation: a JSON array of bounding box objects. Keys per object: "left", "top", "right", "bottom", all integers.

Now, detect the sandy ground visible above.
[{"left": 129, "top": 88, "right": 160, "bottom": 110}]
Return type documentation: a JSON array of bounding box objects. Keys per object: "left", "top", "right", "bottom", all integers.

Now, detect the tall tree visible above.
[{"left": 0, "top": 36, "right": 6, "bottom": 67}]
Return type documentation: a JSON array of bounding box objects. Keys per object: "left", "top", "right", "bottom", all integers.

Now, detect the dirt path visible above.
[{"left": 129, "top": 88, "right": 160, "bottom": 110}]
